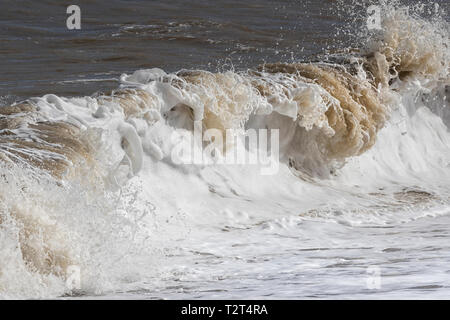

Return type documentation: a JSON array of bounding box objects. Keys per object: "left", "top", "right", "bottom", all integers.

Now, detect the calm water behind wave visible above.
[{"left": 1, "top": 0, "right": 345, "bottom": 99}]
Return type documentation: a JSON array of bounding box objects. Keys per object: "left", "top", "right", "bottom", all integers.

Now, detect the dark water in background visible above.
[
  {"left": 0, "top": 0, "right": 348, "bottom": 99},
  {"left": 1, "top": 0, "right": 448, "bottom": 99}
]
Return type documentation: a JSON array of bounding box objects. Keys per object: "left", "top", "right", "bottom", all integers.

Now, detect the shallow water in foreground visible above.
[{"left": 127, "top": 214, "right": 450, "bottom": 299}]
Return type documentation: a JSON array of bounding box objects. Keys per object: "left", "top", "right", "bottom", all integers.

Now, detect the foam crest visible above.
[{"left": 0, "top": 1, "right": 448, "bottom": 299}]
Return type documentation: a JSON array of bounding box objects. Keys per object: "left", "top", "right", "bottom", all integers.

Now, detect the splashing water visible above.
[{"left": 0, "top": 1, "right": 449, "bottom": 298}]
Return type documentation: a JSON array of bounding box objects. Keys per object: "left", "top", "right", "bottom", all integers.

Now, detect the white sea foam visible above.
[{"left": 0, "top": 2, "right": 449, "bottom": 298}]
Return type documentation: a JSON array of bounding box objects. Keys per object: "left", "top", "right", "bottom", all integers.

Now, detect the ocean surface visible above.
[
  {"left": 1, "top": 0, "right": 351, "bottom": 99},
  {"left": 0, "top": 0, "right": 449, "bottom": 299}
]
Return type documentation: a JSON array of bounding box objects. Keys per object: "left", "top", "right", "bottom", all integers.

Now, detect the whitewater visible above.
[{"left": 0, "top": 2, "right": 449, "bottom": 299}]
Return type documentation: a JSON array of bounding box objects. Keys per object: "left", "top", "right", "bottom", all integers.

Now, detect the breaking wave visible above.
[{"left": 0, "top": 2, "right": 449, "bottom": 298}]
